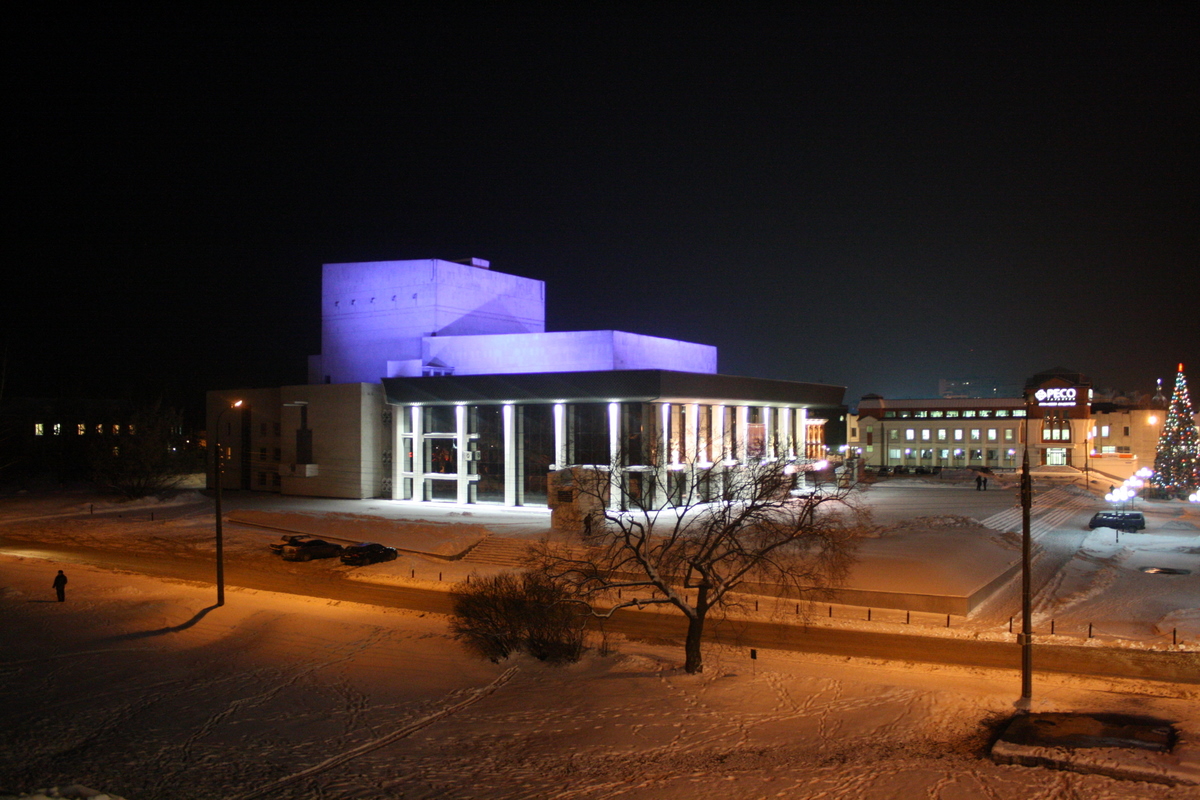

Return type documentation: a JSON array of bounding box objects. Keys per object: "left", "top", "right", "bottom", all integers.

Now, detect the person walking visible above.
[
  {"left": 982, "top": 476, "right": 989, "bottom": 491},
  {"left": 52, "top": 570, "right": 67, "bottom": 602},
  {"left": 975, "top": 475, "right": 983, "bottom": 491}
]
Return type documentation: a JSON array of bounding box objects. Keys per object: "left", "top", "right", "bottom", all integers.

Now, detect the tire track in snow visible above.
[{"left": 231, "top": 666, "right": 519, "bottom": 800}]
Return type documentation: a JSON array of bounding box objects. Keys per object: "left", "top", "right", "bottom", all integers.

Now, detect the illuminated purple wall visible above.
[{"left": 308, "top": 257, "right": 716, "bottom": 383}]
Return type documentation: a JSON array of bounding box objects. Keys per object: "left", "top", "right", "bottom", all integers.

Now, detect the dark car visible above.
[
  {"left": 270, "top": 534, "right": 319, "bottom": 555},
  {"left": 1088, "top": 511, "right": 1146, "bottom": 532},
  {"left": 340, "top": 542, "right": 399, "bottom": 566},
  {"left": 281, "top": 539, "right": 344, "bottom": 561}
]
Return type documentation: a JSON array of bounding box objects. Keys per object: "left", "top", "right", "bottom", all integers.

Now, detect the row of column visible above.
[{"left": 390, "top": 402, "right": 813, "bottom": 506}]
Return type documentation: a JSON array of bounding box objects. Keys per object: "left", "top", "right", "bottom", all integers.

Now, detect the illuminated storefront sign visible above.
[{"left": 1034, "top": 387, "right": 1078, "bottom": 407}]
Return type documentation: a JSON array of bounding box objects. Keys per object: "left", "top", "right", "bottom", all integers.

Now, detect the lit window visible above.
[
  {"left": 946, "top": 411, "right": 960, "bottom": 418},
  {"left": 954, "top": 429, "right": 964, "bottom": 441},
  {"left": 34, "top": 423, "right": 44, "bottom": 436},
  {"left": 979, "top": 410, "right": 992, "bottom": 418},
  {"left": 964, "top": 410, "right": 976, "bottom": 418},
  {"left": 53, "top": 423, "right": 61, "bottom": 435},
  {"left": 112, "top": 423, "right": 119, "bottom": 435},
  {"left": 1005, "top": 429, "right": 1014, "bottom": 441},
  {"left": 1013, "top": 410, "right": 1026, "bottom": 417},
  {"left": 77, "top": 423, "right": 85, "bottom": 436},
  {"left": 996, "top": 410, "right": 1009, "bottom": 417},
  {"left": 112, "top": 446, "right": 119, "bottom": 456},
  {"left": 930, "top": 411, "right": 944, "bottom": 418},
  {"left": 96, "top": 423, "right": 103, "bottom": 434},
  {"left": 937, "top": 429, "right": 947, "bottom": 442},
  {"left": 970, "top": 429, "right": 981, "bottom": 441},
  {"left": 905, "top": 429, "right": 915, "bottom": 441},
  {"left": 921, "top": 429, "right": 931, "bottom": 441},
  {"left": 987, "top": 429, "right": 997, "bottom": 441},
  {"left": 1102, "top": 446, "right": 1116, "bottom": 454},
  {"left": 129, "top": 424, "right": 136, "bottom": 435},
  {"left": 915, "top": 411, "right": 928, "bottom": 418},
  {"left": 1101, "top": 425, "right": 1110, "bottom": 437},
  {"left": 889, "top": 429, "right": 899, "bottom": 440}
]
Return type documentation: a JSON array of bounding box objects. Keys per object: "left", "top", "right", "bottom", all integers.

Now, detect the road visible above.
[{"left": 3, "top": 531, "right": 1196, "bottom": 686}]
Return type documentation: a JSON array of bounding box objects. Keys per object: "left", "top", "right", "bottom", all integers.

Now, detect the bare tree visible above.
[
  {"left": 533, "top": 456, "right": 866, "bottom": 673},
  {"left": 89, "top": 401, "right": 197, "bottom": 499}
]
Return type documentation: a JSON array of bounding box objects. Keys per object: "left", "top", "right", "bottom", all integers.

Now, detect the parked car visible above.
[
  {"left": 281, "top": 539, "right": 344, "bottom": 561},
  {"left": 340, "top": 542, "right": 399, "bottom": 566},
  {"left": 269, "top": 534, "right": 319, "bottom": 555},
  {"left": 1088, "top": 511, "right": 1146, "bottom": 532}
]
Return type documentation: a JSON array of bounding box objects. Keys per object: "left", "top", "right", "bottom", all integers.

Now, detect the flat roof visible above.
[{"left": 382, "top": 370, "right": 845, "bottom": 409}]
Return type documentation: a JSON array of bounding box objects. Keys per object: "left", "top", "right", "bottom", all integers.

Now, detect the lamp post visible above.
[
  {"left": 213, "top": 399, "right": 243, "bottom": 606},
  {"left": 1019, "top": 391, "right": 1033, "bottom": 706}
]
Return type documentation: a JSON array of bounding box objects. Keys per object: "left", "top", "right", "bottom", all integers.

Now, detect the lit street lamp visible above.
[{"left": 213, "top": 399, "right": 243, "bottom": 606}]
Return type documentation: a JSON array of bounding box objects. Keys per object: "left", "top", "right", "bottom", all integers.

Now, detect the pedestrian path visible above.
[
  {"left": 460, "top": 535, "right": 532, "bottom": 567},
  {"left": 979, "top": 487, "right": 1094, "bottom": 541}
]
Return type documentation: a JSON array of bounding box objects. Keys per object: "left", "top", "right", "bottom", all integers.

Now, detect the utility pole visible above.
[{"left": 1019, "top": 394, "right": 1033, "bottom": 706}]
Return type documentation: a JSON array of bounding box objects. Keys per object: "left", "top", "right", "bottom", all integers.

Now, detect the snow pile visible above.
[{"left": 1, "top": 786, "right": 127, "bottom": 800}]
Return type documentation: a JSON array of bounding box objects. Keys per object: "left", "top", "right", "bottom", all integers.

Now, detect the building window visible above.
[
  {"left": 915, "top": 411, "right": 927, "bottom": 418},
  {"left": 946, "top": 411, "right": 960, "bottom": 418},
  {"left": 53, "top": 423, "right": 62, "bottom": 435},
  {"left": 970, "top": 449, "right": 982, "bottom": 460},
  {"left": 77, "top": 423, "right": 85, "bottom": 436},
  {"left": 986, "top": 449, "right": 997, "bottom": 460},
  {"left": 996, "top": 410, "right": 1009, "bottom": 417},
  {"left": 939, "top": 449, "right": 950, "bottom": 459},
  {"left": 258, "top": 472, "right": 267, "bottom": 486},
  {"left": 964, "top": 410, "right": 976, "bottom": 418},
  {"left": 987, "top": 429, "right": 998, "bottom": 441},
  {"left": 970, "top": 429, "right": 981, "bottom": 441},
  {"left": 1005, "top": 429, "right": 1015, "bottom": 441},
  {"left": 888, "top": 448, "right": 902, "bottom": 460},
  {"left": 272, "top": 473, "right": 281, "bottom": 487},
  {"left": 921, "top": 429, "right": 931, "bottom": 441},
  {"left": 34, "top": 423, "right": 44, "bottom": 436},
  {"left": 885, "top": 411, "right": 896, "bottom": 418},
  {"left": 1013, "top": 410, "right": 1026, "bottom": 418},
  {"left": 905, "top": 429, "right": 915, "bottom": 441},
  {"left": 889, "top": 429, "right": 899, "bottom": 441},
  {"left": 96, "top": 423, "right": 104, "bottom": 434},
  {"left": 954, "top": 429, "right": 964, "bottom": 441},
  {"left": 1100, "top": 425, "right": 1110, "bottom": 437},
  {"left": 930, "top": 411, "right": 944, "bottom": 418},
  {"left": 937, "top": 429, "right": 947, "bottom": 442},
  {"left": 850, "top": 427, "right": 858, "bottom": 438},
  {"left": 1117, "top": 446, "right": 1131, "bottom": 453},
  {"left": 1123, "top": 426, "right": 1130, "bottom": 436}
]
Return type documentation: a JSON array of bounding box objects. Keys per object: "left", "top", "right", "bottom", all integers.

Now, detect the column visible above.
[
  {"left": 456, "top": 405, "right": 469, "bottom": 504},
  {"left": 410, "top": 406, "right": 424, "bottom": 501},
  {"left": 553, "top": 403, "right": 567, "bottom": 470},
  {"left": 503, "top": 404, "right": 517, "bottom": 506}
]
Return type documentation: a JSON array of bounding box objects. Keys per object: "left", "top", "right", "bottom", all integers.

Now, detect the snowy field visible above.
[
  {"left": 2, "top": 484, "right": 1199, "bottom": 799},
  {"left": 3, "top": 556, "right": 1200, "bottom": 800}
]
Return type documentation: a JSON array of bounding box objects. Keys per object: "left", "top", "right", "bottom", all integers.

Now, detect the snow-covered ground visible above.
[
  {"left": 3, "top": 556, "right": 1199, "bottom": 799},
  {"left": 2, "top": 484, "right": 1199, "bottom": 798}
]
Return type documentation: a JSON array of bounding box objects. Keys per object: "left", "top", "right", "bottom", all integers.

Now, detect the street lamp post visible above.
[
  {"left": 1019, "top": 393, "right": 1034, "bottom": 706},
  {"left": 213, "top": 399, "right": 243, "bottom": 606}
]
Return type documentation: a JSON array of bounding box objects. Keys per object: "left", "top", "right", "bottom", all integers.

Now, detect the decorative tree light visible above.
[{"left": 1150, "top": 364, "right": 1200, "bottom": 498}]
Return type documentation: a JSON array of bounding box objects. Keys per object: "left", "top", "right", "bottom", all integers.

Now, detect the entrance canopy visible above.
[{"left": 383, "top": 369, "right": 845, "bottom": 409}]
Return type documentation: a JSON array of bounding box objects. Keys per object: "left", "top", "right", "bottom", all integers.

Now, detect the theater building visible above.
[
  {"left": 208, "top": 258, "right": 844, "bottom": 506},
  {"left": 845, "top": 368, "right": 1167, "bottom": 481}
]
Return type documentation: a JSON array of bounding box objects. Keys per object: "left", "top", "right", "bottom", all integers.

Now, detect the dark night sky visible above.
[{"left": 7, "top": 6, "right": 1198, "bottom": 424}]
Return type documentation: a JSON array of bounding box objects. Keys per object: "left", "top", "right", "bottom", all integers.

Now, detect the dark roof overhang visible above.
[{"left": 382, "top": 370, "right": 844, "bottom": 409}]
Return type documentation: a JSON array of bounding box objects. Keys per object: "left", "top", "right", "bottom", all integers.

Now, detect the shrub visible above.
[{"left": 450, "top": 571, "right": 585, "bottom": 664}]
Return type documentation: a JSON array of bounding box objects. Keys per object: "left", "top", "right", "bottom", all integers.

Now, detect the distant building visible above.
[
  {"left": 846, "top": 367, "right": 1174, "bottom": 482},
  {"left": 0, "top": 398, "right": 135, "bottom": 486},
  {"left": 208, "top": 258, "right": 844, "bottom": 506}
]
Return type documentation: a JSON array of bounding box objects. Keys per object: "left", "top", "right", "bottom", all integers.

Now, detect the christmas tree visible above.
[{"left": 1150, "top": 363, "right": 1200, "bottom": 498}]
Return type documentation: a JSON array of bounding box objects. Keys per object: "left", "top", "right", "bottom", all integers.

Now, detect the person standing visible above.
[
  {"left": 52, "top": 570, "right": 67, "bottom": 602},
  {"left": 975, "top": 475, "right": 983, "bottom": 491}
]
